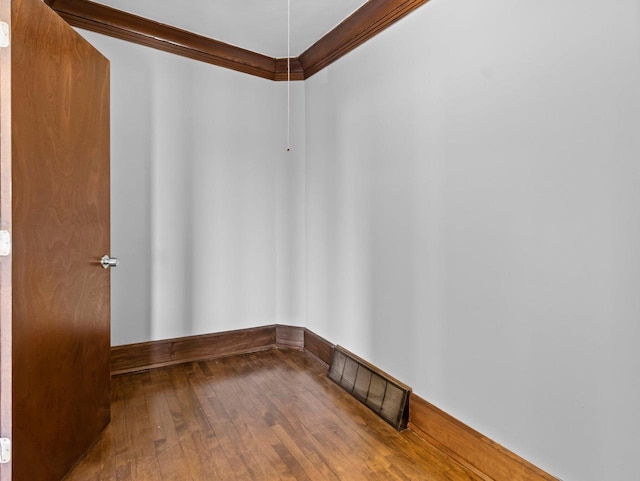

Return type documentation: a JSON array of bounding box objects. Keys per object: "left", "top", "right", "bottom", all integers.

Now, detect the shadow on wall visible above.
[{"left": 95, "top": 31, "right": 287, "bottom": 345}]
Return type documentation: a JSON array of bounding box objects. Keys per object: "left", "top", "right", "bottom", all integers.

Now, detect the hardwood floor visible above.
[{"left": 64, "top": 349, "right": 482, "bottom": 481}]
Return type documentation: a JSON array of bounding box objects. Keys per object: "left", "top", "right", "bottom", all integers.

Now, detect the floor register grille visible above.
[{"left": 328, "top": 345, "right": 411, "bottom": 431}]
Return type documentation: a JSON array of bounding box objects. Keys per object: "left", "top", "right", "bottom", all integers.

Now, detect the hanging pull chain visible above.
[{"left": 287, "top": 0, "right": 291, "bottom": 152}]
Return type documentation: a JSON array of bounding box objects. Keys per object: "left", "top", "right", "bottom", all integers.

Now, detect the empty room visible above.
[{"left": 1, "top": 0, "right": 639, "bottom": 480}]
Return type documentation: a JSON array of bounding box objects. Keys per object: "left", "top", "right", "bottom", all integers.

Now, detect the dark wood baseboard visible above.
[
  {"left": 111, "top": 324, "right": 310, "bottom": 375},
  {"left": 409, "top": 395, "right": 557, "bottom": 481},
  {"left": 275, "top": 325, "right": 304, "bottom": 350},
  {"left": 111, "top": 325, "right": 277, "bottom": 375},
  {"left": 302, "top": 328, "right": 334, "bottom": 365}
]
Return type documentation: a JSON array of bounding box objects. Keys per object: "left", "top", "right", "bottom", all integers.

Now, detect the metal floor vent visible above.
[{"left": 329, "top": 345, "right": 411, "bottom": 431}]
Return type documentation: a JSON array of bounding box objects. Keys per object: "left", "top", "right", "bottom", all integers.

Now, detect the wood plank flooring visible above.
[{"left": 64, "top": 349, "right": 482, "bottom": 481}]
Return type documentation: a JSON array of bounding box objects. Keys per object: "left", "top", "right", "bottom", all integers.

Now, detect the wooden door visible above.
[{"left": 1, "top": 0, "right": 111, "bottom": 480}]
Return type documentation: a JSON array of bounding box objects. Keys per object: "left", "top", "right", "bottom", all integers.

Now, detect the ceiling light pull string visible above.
[{"left": 287, "top": 0, "right": 291, "bottom": 152}]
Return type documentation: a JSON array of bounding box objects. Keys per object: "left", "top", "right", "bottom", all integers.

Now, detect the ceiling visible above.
[{"left": 93, "top": 0, "right": 369, "bottom": 58}]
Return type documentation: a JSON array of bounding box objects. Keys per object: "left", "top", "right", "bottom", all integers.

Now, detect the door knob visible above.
[{"left": 101, "top": 255, "right": 119, "bottom": 269}]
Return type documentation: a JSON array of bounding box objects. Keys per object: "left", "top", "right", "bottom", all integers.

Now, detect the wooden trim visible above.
[
  {"left": 303, "top": 329, "right": 334, "bottom": 365},
  {"left": 409, "top": 395, "right": 558, "bottom": 481},
  {"left": 111, "top": 324, "right": 307, "bottom": 376},
  {"left": 45, "top": 0, "right": 281, "bottom": 80},
  {"left": 44, "top": 0, "right": 432, "bottom": 81},
  {"left": 299, "top": 0, "right": 429, "bottom": 78},
  {"left": 110, "top": 326, "right": 277, "bottom": 375},
  {"left": 275, "top": 325, "right": 304, "bottom": 350},
  {"left": 275, "top": 58, "right": 304, "bottom": 81}
]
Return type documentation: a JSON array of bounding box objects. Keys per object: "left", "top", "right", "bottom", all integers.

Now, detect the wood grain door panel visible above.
[{"left": 10, "top": 0, "right": 111, "bottom": 480}]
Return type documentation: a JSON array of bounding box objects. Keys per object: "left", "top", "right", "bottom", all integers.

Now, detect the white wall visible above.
[
  {"left": 304, "top": 1, "right": 640, "bottom": 480},
  {"left": 276, "top": 91, "right": 307, "bottom": 327},
  {"left": 78, "top": 31, "right": 306, "bottom": 345}
]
